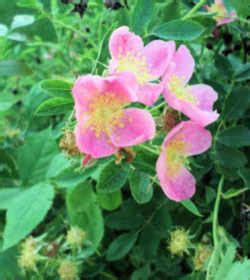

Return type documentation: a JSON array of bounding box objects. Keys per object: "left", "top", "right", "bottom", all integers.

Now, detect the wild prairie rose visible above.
[
  {"left": 108, "top": 26, "right": 175, "bottom": 105},
  {"left": 72, "top": 74, "right": 155, "bottom": 158},
  {"left": 162, "top": 45, "right": 219, "bottom": 127},
  {"left": 156, "top": 121, "right": 212, "bottom": 202},
  {"left": 206, "top": 0, "right": 236, "bottom": 26}
]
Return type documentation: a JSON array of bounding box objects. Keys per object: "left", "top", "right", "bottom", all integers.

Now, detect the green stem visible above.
[
  {"left": 149, "top": 101, "right": 166, "bottom": 113},
  {"left": 206, "top": 176, "right": 224, "bottom": 280},
  {"left": 212, "top": 176, "right": 224, "bottom": 247},
  {"left": 182, "top": 0, "right": 206, "bottom": 20}
]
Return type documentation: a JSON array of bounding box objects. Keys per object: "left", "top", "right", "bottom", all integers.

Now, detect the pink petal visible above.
[
  {"left": 164, "top": 45, "right": 195, "bottom": 85},
  {"left": 137, "top": 83, "right": 163, "bottom": 106},
  {"left": 156, "top": 152, "right": 196, "bottom": 202},
  {"left": 181, "top": 103, "right": 219, "bottom": 127},
  {"left": 110, "top": 108, "right": 155, "bottom": 147},
  {"left": 104, "top": 73, "right": 138, "bottom": 102},
  {"left": 72, "top": 75, "right": 105, "bottom": 113},
  {"left": 188, "top": 84, "right": 218, "bottom": 111},
  {"left": 163, "top": 85, "right": 219, "bottom": 127},
  {"left": 173, "top": 121, "right": 212, "bottom": 156},
  {"left": 109, "top": 26, "right": 144, "bottom": 60},
  {"left": 75, "top": 125, "right": 117, "bottom": 159},
  {"left": 143, "top": 40, "right": 176, "bottom": 77}
]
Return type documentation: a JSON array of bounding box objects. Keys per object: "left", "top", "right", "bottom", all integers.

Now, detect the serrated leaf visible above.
[
  {"left": 215, "top": 143, "right": 247, "bottom": 168},
  {"left": 106, "top": 231, "right": 138, "bottom": 261},
  {"left": 234, "top": 63, "right": 250, "bottom": 82},
  {"left": 97, "top": 162, "right": 130, "bottom": 193},
  {"left": 223, "top": 86, "right": 249, "bottom": 121},
  {"left": 0, "top": 188, "right": 22, "bottom": 210},
  {"left": 17, "top": 128, "right": 58, "bottom": 185},
  {"left": 152, "top": 20, "right": 205, "bottom": 41},
  {"left": 131, "top": 0, "right": 153, "bottom": 34},
  {"left": 217, "top": 126, "right": 250, "bottom": 147},
  {"left": 129, "top": 171, "right": 153, "bottom": 204},
  {"left": 40, "top": 79, "right": 73, "bottom": 98},
  {"left": 35, "top": 97, "right": 73, "bottom": 116},
  {"left": 66, "top": 183, "right": 104, "bottom": 253},
  {"left": 97, "top": 190, "right": 122, "bottom": 211},
  {"left": 3, "top": 183, "right": 54, "bottom": 250}
]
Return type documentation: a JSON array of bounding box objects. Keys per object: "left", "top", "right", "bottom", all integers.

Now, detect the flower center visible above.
[
  {"left": 84, "top": 93, "right": 125, "bottom": 138},
  {"left": 116, "top": 51, "right": 152, "bottom": 85},
  {"left": 208, "top": 3, "right": 227, "bottom": 20},
  {"left": 168, "top": 76, "right": 196, "bottom": 104},
  {"left": 165, "top": 138, "right": 186, "bottom": 177}
]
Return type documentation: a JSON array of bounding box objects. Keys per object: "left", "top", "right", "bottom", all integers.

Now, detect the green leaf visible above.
[
  {"left": 0, "top": 93, "right": 20, "bottom": 112},
  {"left": 231, "top": 0, "right": 250, "bottom": 17},
  {"left": 46, "top": 153, "right": 71, "bottom": 179},
  {"left": 215, "top": 143, "right": 248, "bottom": 168},
  {"left": 152, "top": 20, "right": 205, "bottom": 41},
  {"left": 217, "top": 126, "right": 250, "bottom": 147},
  {"left": 97, "top": 190, "right": 122, "bottom": 211},
  {"left": 131, "top": 264, "right": 151, "bottom": 280},
  {"left": 97, "top": 162, "right": 130, "bottom": 193},
  {"left": 0, "top": 60, "right": 31, "bottom": 76},
  {"left": 238, "top": 168, "right": 250, "bottom": 188},
  {"left": 223, "top": 86, "right": 249, "bottom": 121},
  {"left": 0, "top": 24, "right": 8, "bottom": 36},
  {"left": 10, "top": 15, "right": 34, "bottom": 30},
  {"left": 222, "top": 187, "right": 248, "bottom": 199},
  {"left": 40, "top": 79, "right": 73, "bottom": 98},
  {"left": 0, "top": 188, "right": 22, "bottom": 210},
  {"left": 234, "top": 63, "right": 250, "bottom": 82},
  {"left": 106, "top": 232, "right": 138, "bottom": 261},
  {"left": 106, "top": 200, "right": 144, "bottom": 230},
  {"left": 161, "top": 0, "right": 181, "bottom": 22},
  {"left": 214, "top": 243, "right": 236, "bottom": 280},
  {"left": 35, "top": 97, "right": 73, "bottom": 116},
  {"left": 131, "top": 0, "right": 153, "bottom": 34},
  {"left": 129, "top": 171, "right": 153, "bottom": 204},
  {"left": 0, "top": 247, "right": 22, "bottom": 279},
  {"left": 181, "top": 200, "right": 202, "bottom": 217},
  {"left": 17, "top": 128, "right": 58, "bottom": 185},
  {"left": 66, "top": 183, "right": 104, "bottom": 252},
  {"left": 3, "top": 183, "right": 54, "bottom": 250},
  {"left": 215, "top": 54, "right": 233, "bottom": 77}
]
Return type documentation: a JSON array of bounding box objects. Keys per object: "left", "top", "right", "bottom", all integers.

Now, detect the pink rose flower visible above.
[
  {"left": 206, "top": 0, "right": 236, "bottom": 26},
  {"left": 156, "top": 121, "right": 212, "bottom": 202},
  {"left": 162, "top": 45, "right": 219, "bottom": 127},
  {"left": 72, "top": 74, "right": 155, "bottom": 158},
  {"left": 108, "top": 26, "right": 175, "bottom": 106}
]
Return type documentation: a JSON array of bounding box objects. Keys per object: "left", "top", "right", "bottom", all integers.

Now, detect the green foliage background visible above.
[{"left": 0, "top": 0, "right": 250, "bottom": 279}]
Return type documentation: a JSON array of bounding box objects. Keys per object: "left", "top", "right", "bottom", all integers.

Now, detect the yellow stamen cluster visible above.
[
  {"left": 116, "top": 51, "right": 152, "bottom": 85},
  {"left": 165, "top": 138, "right": 186, "bottom": 177},
  {"left": 168, "top": 228, "right": 190, "bottom": 256},
  {"left": 208, "top": 3, "right": 226, "bottom": 20},
  {"left": 193, "top": 244, "right": 212, "bottom": 271},
  {"left": 66, "top": 226, "right": 86, "bottom": 248},
  {"left": 58, "top": 260, "right": 78, "bottom": 280},
  {"left": 84, "top": 93, "right": 125, "bottom": 138},
  {"left": 18, "top": 236, "right": 38, "bottom": 271},
  {"left": 168, "top": 76, "right": 196, "bottom": 104}
]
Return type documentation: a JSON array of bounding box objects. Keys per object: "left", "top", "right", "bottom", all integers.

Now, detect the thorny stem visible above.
[
  {"left": 206, "top": 176, "right": 224, "bottom": 280},
  {"left": 182, "top": 0, "right": 206, "bottom": 20}
]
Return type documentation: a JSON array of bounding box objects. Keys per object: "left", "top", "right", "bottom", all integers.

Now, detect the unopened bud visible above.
[{"left": 66, "top": 226, "right": 86, "bottom": 248}]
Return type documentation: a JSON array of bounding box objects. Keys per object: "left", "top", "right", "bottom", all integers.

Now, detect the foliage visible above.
[{"left": 0, "top": 0, "right": 249, "bottom": 279}]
